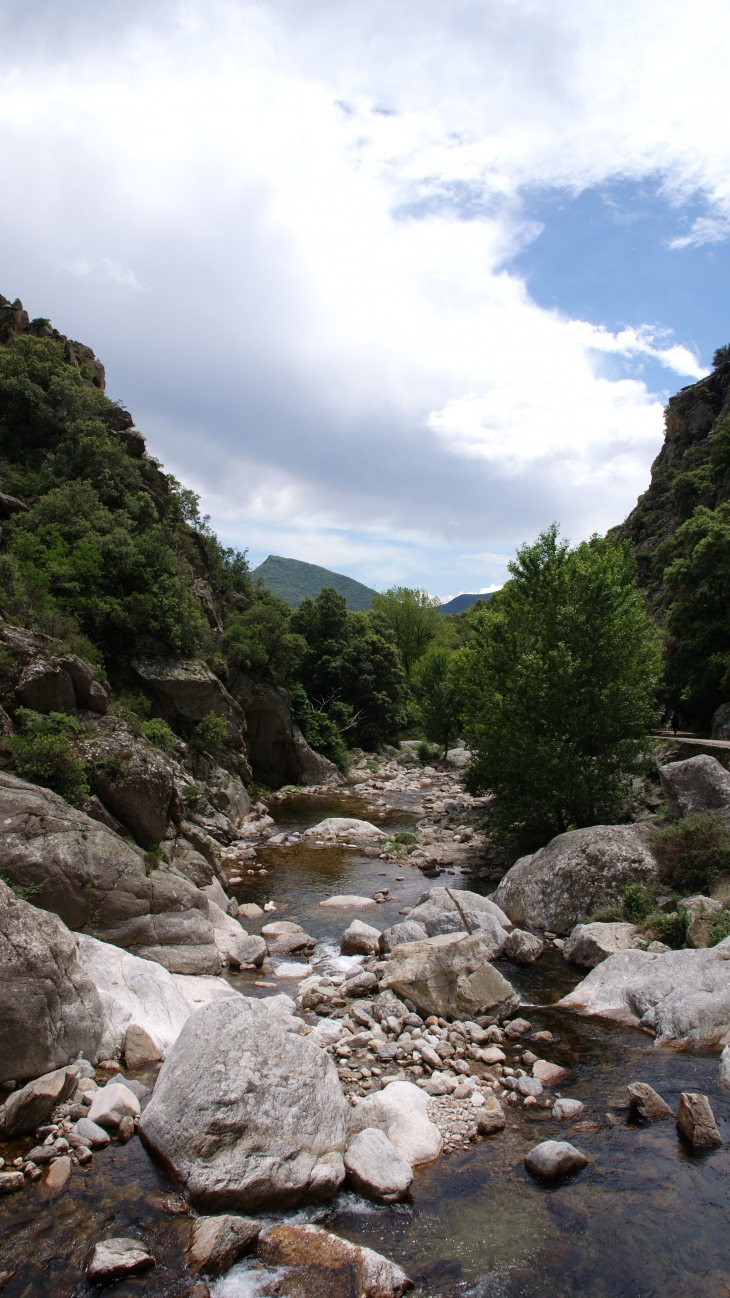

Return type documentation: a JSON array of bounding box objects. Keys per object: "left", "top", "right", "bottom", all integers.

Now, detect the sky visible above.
[{"left": 1, "top": 1, "right": 729, "bottom": 600}]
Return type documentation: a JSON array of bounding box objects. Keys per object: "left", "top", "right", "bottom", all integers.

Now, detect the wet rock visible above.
[
  {"left": 552, "top": 1098, "right": 585, "bottom": 1122},
  {"left": 320, "top": 895, "right": 378, "bottom": 909},
  {"left": 86, "top": 1238, "right": 155, "bottom": 1282},
  {"left": 0, "top": 1065, "right": 78, "bottom": 1137},
  {"left": 258, "top": 1223, "right": 413, "bottom": 1298},
  {"left": 267, "top": 931, "right": 316, "bottom": 958},
  {"left": 344, "top": 1128, "right": 413, "bottom": 1202},
  {"left": 105, "top": 1073, "right": 150, "bottom": 1100},
  {"left": 502, "top": 929, "right": 544, "bottom": 964},
  {"left": 41, "top": 1155, "right": 71, "bottom": 1198},
  {"left": 627, "top": 1082, "right": 674, "bottom": 1120},
  {"left": 261, "top": 921, "right": 303, "bottom": 936},
  {"left": 476, "top": 1095, "right": 506, "bottom": 1135},
  {"left": 564, "top": 921, "right": 640, "bottom": 968},
  {"left": 379, "top": 921, "right": 428, "bottom": 953},
  {"left": 659, "top": 755, "right": 730, "bottom": 832},
  {"left": 557, "top": 940, "right": 730, "bottom": 1047},
  {"left": 503, "top": 1018, "right": 532, "bottom": 1039},
  {"left": 238, "top": 903, "right": 264, "bottom": 920},
  {"left": 676, "top": 1092, "right": 723, "bottom": 1149},
  {"left": 532, "top": 1060, "right": 569, "bottom": 1086},
  {"left": 494, "top": 824, "right": 657, "bottom": 935},
  {"left": 349, "top": 1080, "right": 442, "bottom": 1166},
  {"left": 381, "top": 933, "right": 519, "bottom": 1022},
  {"left": 304, "top": 818, "right": 387, "bottom": 842},
  {"left": 0, "top": 879, "right": 104, "bottom": 1085},
  {"left": 139, "top": 996, "right": 350, "bottom": 1211},
  {"left": 516, "top": 1075, "right": 543, "bottom": 1097},
  {"left": 87, "top": 1082, "right": 141, "bottom": 1129},
  {"left": 73, "top": 1117, "right": 110, "bottom": 1148},
  {"left": 341, "top": 920, "right": 382, "bottom": 956},
  {"left": 124, "top": 1023, "right": 162, "bottom": 1069},
  {"left": 187, "top": 1215, "right": 261, "bottom": 1277},
  {"left": 524, "top": 1140, "right": 588, "bottom": 1179},
  {"left": 0, "top": 1172, "right": 24, "bottom": 1194}
]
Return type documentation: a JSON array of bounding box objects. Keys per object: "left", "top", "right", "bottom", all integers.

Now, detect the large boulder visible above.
[
  {"left": 405, "top": 888, "right": 512, "bottom": 943},
  {"left": 659, "top": 755, "right": 730, "bottom": 831},
  {"left": 131, "top": 655, "right": 247, "bottom": 747},
  {"left": 206, "top": 901, "right": 266, "bottom": 969},
  {"left": 380, "top": 933, "right": 519, "bottom": 1022},
  {"left": 0, "top": 621, "right": 108, "bottom": 715},
  {"left": 206, "top": 767, "right": 251, "bottom": 826},
  {"left": 0, "top": 880, "right": 103, "bottom": 1083},
  {"left": 563, "top": 921, "right": 641, "bottom": 968},
  {"left": 228, "top": 672, "right": 344, "bottom": 788},
  {"left": 557, "top": 939, "right": 730, "bottom": 1048},
  {"left": 344, "top": 1128, "right": 413, "bottom": 1202},
  {"left": 139, "top": 996, "right": 351, "bottom": 1211},
  {"left": 78, "top": 717, "right": 183, "bottom": 848},
  {"left": 348, "top": 1080, "right": 442, "bottom": 1166},
  {"left": 0, "top": 1064, "right": 79, "bottom": 1136},
  {"left": 303, "top": 818, "right": 386, "bottom": 842},
  {"left": 0, "top": 772, "right": 221, "bottom": 972},
  {"left": 75, "top": 932, "right": 241, "bottom": 1060},
  {"left": 258, "top": 1224, "right": 412, "bottom": 1298},
  {"left": 494, "top": 824, "right": 658, "bottom": 935}
]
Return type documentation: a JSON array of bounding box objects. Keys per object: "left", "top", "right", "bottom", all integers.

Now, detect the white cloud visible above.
[
  {"left": 668, "top": 216, "right": 730, "bottom": 250},
  {"left": 0, "top": 0, "right": 729, "bottom": 589}
]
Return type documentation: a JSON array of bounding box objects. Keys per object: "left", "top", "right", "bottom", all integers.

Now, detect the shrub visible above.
[
  {"left": 586, "top": 904, "right": 622, "bottom": 923},
  {"left": 141, "top": 717, "right": 178, "bottom": 757},
  {"left": 648, "top": 813, "right": 730, "bottom": 894},
  {"left": 192, "top": 711, "right": 230, "bottom": 752},
  {"left": 9, "top": 710, "right": 89, "bottom": 805},
  {"left": 623, "top": 882, "right": 653, "bottom": 920},
  {"left": 393, "top": 831, "right": 416, "bottom": 845},
  {"left": 1, "top": 874, "right": 42, "bottom": 902},
  {"left": 417, "top": 740, "right": 440, "bottom": 763},
  {"left": 644, "top": 909, "right": 688, "bottom": 949},
  {"left": 709, "top": 909, "right": 730, "bottom": 946}
]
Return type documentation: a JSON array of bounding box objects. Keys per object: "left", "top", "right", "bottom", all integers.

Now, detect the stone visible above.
[
  {"left": 76, "top": 934, "right": 241, "bottom": 1062},
  {"left": 532, "top": 1060, "right": 569, "bottom": 1086},
  {"left": 345, "top": 971, "right": 378, "bottom": 996},
  {"left": 105, "top": 1073, "right": 150, "bottom": 1100},
  {"left": 0, "top": 1065, "right": 78, "bottom": 1137},
  {"left": 124, "top": 1023, "right": 163, "bottom": 1069},
  {"left": 681, "top": 895, "right": 725, "bottom": 949},
  {"left": 0, "top": 773, "right": 219, "bottom": 971},
  {"left": 516, "top": 1075, "right": 543, "bottom": 1097},
  {"left": 379, "top": 922, "right": 428, "bottom": 953},
  {"left": 207, "top": 900, "right": 266, "bottom": 968},
  {"left": 502, "top": 929, "right": 544, "bottom": 964},
  {"left": 15, "top": 658, "right": 76, "bottom": 713},
  {"left": 73, "top": 1117, "right": 110, "bottom": 1148},
  {"left": 139, "top": 997, "right": 350, "bottom": 1211},
  {"left": 476, "top": 1095, "right": 506, "bottom": 1135},
  {"left": 564, "top": 921, "right": 641, "bottom": 968},
  {"left": 552, "top": 1098, "right": 585, "bottom": 1121},
  {"left": 425, "top": 1072, "right": 456, "bottom": 1096},
  {"left": 676, "top": 1092, "right": 723, "bottom": 1149},
  {"left": 503, "top": 1018, "right": 532, "bottom": 1038},
  {"left": 719, "top": 1044, "right": 730, "bottom": 1089},
  {"left": 303, "top": 818, "right": 387, "bottom": 842},
  {"left": 238, "top": 903, "right": 264, "bottom": 919},
  {"left": 349, "top": 1080, "right": 442, "bottom": 1166},
  {"left": 659, "top": 755, "right": 730, "bottom": 832},
  {"left": 41, "top": 1155, "right": 71, "bottom": 1198},
  {"left": 320, "top": 895, "right": 378, "bottom": 909},
  {"left": 557, "top": 939, "right": 730, "bottom": 1048},
  {"left": 78, "top": 717, "right": 183, "bottom": 849},
  {"left": 494, "top": 824, "right": 658, "bottom": 935},
  {"left": 87, "top": 1082, "right": 141, "bottom": 1129},
  {"left": 132, "top": 655, "right": 246, "bottom": 747},
  {"left": 344, "top": 1128, "right": 413, "bottom": 1202},
  {"left": 0, "top": 880, "right": 104, "bottom": 1085},
  {"left": 267, "top": 931, "right": 316, "bottom": 958},
  {"left": 86, "top": 1238, "right": 155, "bottom": 1282},
  {"left": 480, "top": 1046, "right": 506, "bottom": 1064},
  {"left": 206, "top": 768, "right": 251, "bottom": 827},
  {"left": 627, "top": 1082, "right": 673, "bottom": 1120},
  {"left": 262, "top": 921, "right": 304, "bottom": 936},
  {"left": 258, "top": 1223, "right": 413, "bottom": 1298},
  {"left": 406, "top": 888, "right": 512, "bottom": 944},
  {"left": 381, "top": 933, "right": 519, "bottom": 1022},
  {"left": 0, "top": 1172, "right": 24, "bottom": 1194},
  {"left": 274, "top": 963, "right": 314, "bottom": 979},
  {"left": 187, "top": 1215, "right": 261, "bottom": 1277},
  {"left": 340, "top": 920, "right": 382, "bottom": 956},
  {"left": 524, "top": 1140, "right": 588, "bottom": 1179}
]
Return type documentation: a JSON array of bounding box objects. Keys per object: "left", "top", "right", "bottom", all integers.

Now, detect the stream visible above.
[{"left": 1, "top": 787, "right": 729, "bottom": 1297}]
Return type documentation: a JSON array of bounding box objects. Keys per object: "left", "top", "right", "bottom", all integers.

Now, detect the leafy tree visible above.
[
  {"left": 370, "top": 586, "right": 441, "bottom": 675},
  {"left": 713, "top": 344, "right": 730, "bottom": 368},
  {"left": 288, "top": 681, "right": 349, "bottom": 771},
  {"left": 414, "top": 646, "right": 462, "bottom": 756},
  {"left": 457, "top": 526, "right": 662, "bottom": 844},
  {"left": 223, "top": 593, "right": 306, "bottom": 679}
]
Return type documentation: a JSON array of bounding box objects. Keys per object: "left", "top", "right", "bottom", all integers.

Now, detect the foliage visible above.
[
  {"left": 586, "top": 904, "right": 622, "bottom": 923},
  {"left": 288, "top": 680, "right": 349, "bottom": 771},
  {"left": 712, "top": 344, "right": 730, "bottom": 368},
  {"left": 457, "top": 526, "right": 663, "bottom": 844},
  {"left": 370, "top": 587, "right": 441, "bottom": 675},
  {"left": 8, "top": 709, "right": 89, "bottom": 804},
  {"left": 417, "top": 740, "right": 441, "bottom": 763},
  {"left": 393, "top": 831, "right": 416, "bottom": 845},
  {"left": 709, "top": 909, "right": 730, "bottom": 945},
  {"left": 644, "top": 908, "right": 688, "bottom": 949},
  {"left": 192, "top": 711, "right": 230, "bottom": 752},
  {"left": 648, "top": 813, "right": 730, "bottom": 894},
  {"left": 413, "top": 646, "right": 462, "bottom": 756},
  {"left": 622, "top": 882, "right": 653, "bottom": 920},
  {"left": 0, "top": 874, "right": 42, "bottom": 902},
  {"left": 223, "top": 593, "right": 306, "bottom": 679},
  {"left": 140, "top": 717, "right": 178, "bottom": 757}
]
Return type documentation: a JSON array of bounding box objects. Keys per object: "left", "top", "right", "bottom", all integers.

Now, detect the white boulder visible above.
[
  {"left": 564, "top": 922, "right": 641, "bottom": 968},
  {"left": 304, "top": 818, "right": 387, "bottom": 841},
  {"left": 87, "top": 1082, "right": 141, "bottom": 1129},
  {"left": 349, "top": 1080, "right": 442, "bottom": 1166},
  {"left": 344, "top": 1128, "right": 413, "bottom": 1202}
]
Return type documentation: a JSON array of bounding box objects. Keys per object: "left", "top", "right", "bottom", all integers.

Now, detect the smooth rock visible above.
[
  {"left": 476, "top": 1095, "right": 506, "bottom": 1135},
  {"left": 502, "top": 929, "right": 545, "bottom": 964},
  {"left": 676, "top": 1092, "right": 723, "bottom": 1149},
  {"left": 304, "top": 818, "right": 387, "bottom": 842},
  {"left": 238, "top": 904, "right": 264, "bottom": 919},
  {"left": 494, "top": 824, "right": 657, "bottom": 935},
  {"left": 261, "top": 922, "right": 303, "bottom": 936},
  {"left": 627, "top": 1082, "right": 674, "bottom": 1120},
  {"left": 104, "top": 1073, "right": 150, "bottom": 1100},
  {"left": 272, "top": 962, "right": 312, "bottom": 979},
  {"left": 719, "top": 1044, "right": 730, "bottom": 1089},
  {"left": 73, "top": 1117, "right": 110, "bottom": 1148},
  {"left": 139, "top": 997, "right": 350, "bottom": 1211},
  {"left": 660, "top": 755, "right": 730, "bottom": 832},
  {"left": 564, "top": 922, "right": 640, "bottom": 968},
  {"left": 40, "top": 1155, "right": 72, "bottom": 1199},
  {"left": 532, "top": 1060, "right": 569, "bottom": 1086},
  {"left": 258, "top": 1223, "right": 413, "bottom": 1298},
  {"left": 86, "top": 1238, "right": 155, "bottom": 1281},
  {"left": 344, "top": 1128, "right": 413, "bottom": 1202},
  {"left": 379, "top": 922, "right": 428, "bottom": 953},
  {"left": 681, "top": 896, "right": 725, "bottom": 949},
  {"left": 340, "top": 920, "right": 382, "bottom": 956},
  {"left": 87, "top": 1083, "right": 141, "bottom": 1129},
  {"left": 480, "top": 1046, "right": 506, "bottom": 1064},
  {"left": 503, "top": 1018, "right": 532, "bottom": 1039},
  {"left": 406, "top": 888, "right": 511, "bottom": 946},
  {"left": 0, "top": 1065, "right": 78, "bottom": 1138},
  {"left": 381, "top": 933, "right": 519, "bottom": 1022},
  {"left": 0, "top": 1172, "right": 24, "bottom": 1194},
  {"left": 524, "top": 1140, "right": 588, "bottom": 1179},
  {"left": 349, "top": 1080, "right": 442, "bottom": 1166},
  {"left": 124, "top": 1023, "right": 162, "bottom": 1069},
  {"left": 557, "top": 940, "right": 730, "bottom": 1048},
  {"left": 552, "top": 1098, "right": 585, "bottom": 1121},
  {"left": 187, "top": 1215, "right": 261, "bottom": 1277},
  {"left": 207, "top": 901, "right": 266, "bottom": 969},
  {"left": 516, "top": 1075, "right": 543, "bottom": 1097}
]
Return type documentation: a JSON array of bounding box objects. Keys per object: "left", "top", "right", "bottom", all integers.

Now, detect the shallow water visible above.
[{"left": 2, "top": 791, "right": 729, "bottom": 1297}]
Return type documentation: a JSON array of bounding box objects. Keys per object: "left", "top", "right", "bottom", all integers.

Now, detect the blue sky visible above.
[{"left": 0, "top": 0, "right": 728, "bottom": 600}]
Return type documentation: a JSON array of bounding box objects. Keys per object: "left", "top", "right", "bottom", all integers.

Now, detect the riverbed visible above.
[{"left": 1, "top": 787, "right": 729, "bottom": 1297}]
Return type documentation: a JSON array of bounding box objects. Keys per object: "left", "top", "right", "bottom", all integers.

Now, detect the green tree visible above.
[
  {"left": 370, "top": 586, "right": 441, "bottom": 675},
  {"left": 457, "top": 526, "right": 662, "bottom": 844},
  {"left": 414, "top": 646, "right": 462, "bottom": 756}
]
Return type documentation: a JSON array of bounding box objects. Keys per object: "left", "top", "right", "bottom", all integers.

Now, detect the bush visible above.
[
  {"left": 586, "top": 904, "right": 622, "bottom": 923},
  {"left": 393, "top": 831, "right": 416, "bottom": 845},
  {"left": 644, "top": 909, "right": 688, "bottom": 949},
  {"left": 192, "top": 711, "right": 230, "bottom": 752},
  {"left": 140, "top": 717, "right": 178, "bottom": 757},
  {"left": 648, "top": 813, "right": 730, "bottom": 894},
  {"left": 9, "top": 710, "right": 89, "bottom": 805},
  {"left": 417, "top": 740, "right": 440, "bottom": 763},
  {"left": 623, "top": 882, "right": 653, "bottom": 920},
  {"left": 709, "top": 909, "right": 730, "bottom": 945}
]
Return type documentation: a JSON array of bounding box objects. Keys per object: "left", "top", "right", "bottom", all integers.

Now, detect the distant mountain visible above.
[
  {"left": 438, "top": 593, "right": 492, "bottom": 615},
  {"left": 251, "top": 555, "right": 379, "bottom": 610}
]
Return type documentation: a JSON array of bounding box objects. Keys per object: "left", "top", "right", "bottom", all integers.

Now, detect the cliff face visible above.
[
  {"left": 615, "top": 360, "right": 730, "bottom": 609},
  {"left": 0, "top": 294, "right": 107, "bottom": 390}
]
